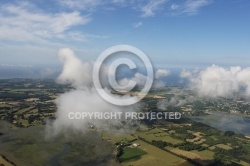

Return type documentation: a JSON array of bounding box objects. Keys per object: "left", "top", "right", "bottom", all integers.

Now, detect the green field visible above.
[
  {"left": 120, "top": 147, "right": 147, "bottom": 162},
  {"left": 215, "top": 144, "right": 233, "bottom": 150},
  {"left": 136, "top": 131, "right": 183, "bottom": 145},
  {"left": 191, "top": 150, "right": 214, "bottom": 159},
  {"left": 101, "top": 131, "right": 136, "bottom": 143},
  {"left": 16, "top": 107, "right": 34, "bottom": 114},
  {"left": 209, "top": 143, "right": 233, "bottom": 150},
  {"left": 122, "top": 140, "right": 192, "bottom": 166},
  {"left": 11, "top": 89, "right": 43, "bottom": 92},
  {"left": 0, "top": 121, "right": 118, "bottom": 166},
  {"left": 0, "top": 104, "right": 14, "bottom": 108},
  {"left": 165, "top": 147, "right": 214, "bottom": 165}
]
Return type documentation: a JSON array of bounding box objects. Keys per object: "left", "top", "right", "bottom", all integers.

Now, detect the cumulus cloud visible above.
[
  {"left": 155, "top": 69, "right": 170, "bottom": 79},
  {"left": 157, "top": 95, "right": 195, "bottom": 110},
  {"left": 46, "top": 48, "right": 141, "bottom": 137},
  {"left": 153, "top": 69, "right": 171, "bottom": 88},
  {"left": 51, "top": 50, "right": 172, "bottom": 137},
  {"left": 180, "top": 65, "right": 250, "bottom": 98},
  {"left": 57, "top": 48, "right": 93, "bottom": 88},
  {"left": 117, "top": 69, "right": 170, "bottom": 90},
  {"left": 46, "top": 88, "right": 135, "bottom": 137},
  {"left": 115, "top": 73, "right": 149, "bottom": 92}
]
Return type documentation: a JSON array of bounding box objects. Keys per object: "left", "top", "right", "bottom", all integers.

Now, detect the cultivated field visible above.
[
  {"left": 0, "top": 155, "right": 14, "bottom": 166},
  {"left": 122, "top": 140, "right": 192, "bottom": 166},
  {"left": 119, "top": 147, "right": 147, "bottom": 162}
]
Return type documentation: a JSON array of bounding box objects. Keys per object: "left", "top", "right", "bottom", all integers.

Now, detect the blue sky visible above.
[{"left": 0, "top": 0, "right": 250, "bottom": 74}]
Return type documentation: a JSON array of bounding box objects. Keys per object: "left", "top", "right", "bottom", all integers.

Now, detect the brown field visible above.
[
  {"left": 0, "top": 155, "right": 15, "bottom": 166},
  {"left": 101, "top": 131, "right": 136, "bottom": 143},
  {"left": 209, "top": 144, "right": 233, "bottom": 150},
  {"left": 187, "top": 132, "right": 205, "bottom": 144},
  {"left": 136, "top": 131, "right": 183, "bottom": 145},
  {"left": 167, "top": 148, "right": 214, "bottom": 165}
]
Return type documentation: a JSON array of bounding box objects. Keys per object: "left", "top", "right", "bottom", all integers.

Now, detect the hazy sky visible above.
[{"left": 0, "top": 0, "right": 250, "bottom": 71}]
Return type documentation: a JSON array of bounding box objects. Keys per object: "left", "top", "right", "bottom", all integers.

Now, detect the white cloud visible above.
[
  {"left": 59, "top": 0, "right": 103, "bottom": 10},
  {"left": 183, "top": 0, "right": 212, "bottom": 15},
  {"left": 112, "top": 0, "right": 126, "bottom": 4},
  {"left": 170, "top": 0, "right": 212, "bottom": 15},
  {"left": 141, "top": 0, "right": 168, "bottom": 17},
  {"left": 0, "top": 0, "right": 214, "bottom": 46},
  {"left": 0, "top": 2, "right": 90, "bottom": 43},
  {"left": 118, "top": 69, "right": 170, "bottom": 90},
  {"left": 139, "top": 0, "right": 211, "bottom": 17},
  {"left": 57, "top": 48, "right": 93, "bottom": 88},
  {"left": 0, "top": 64, "right": 33, "bottom": 68},
  {"left": 155, "top": 69, "right": 170, "bottom": 79},
  {"left": 171, "top": 4, "right": 179, "bottom": 10},
  {"left": 118, "top": 73, "right": 148, "bottom": 90},
  {"left": 133, "top": 22, "right": 143, "bottom": 28},
  {"left": 153, "top": 69, "right": 170, "bottom": 88},
  {"left": 59, "top": 0, "right": 212, "bottom": 17},
  {"left": 157, "top": 95, "right": 195, "bottom": 109},
  {"left": 181, "top": 65, "right": 250, "bottom": 98},
  {"left": 46, "top": 48, "right": 140, "bottom": 137}
]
